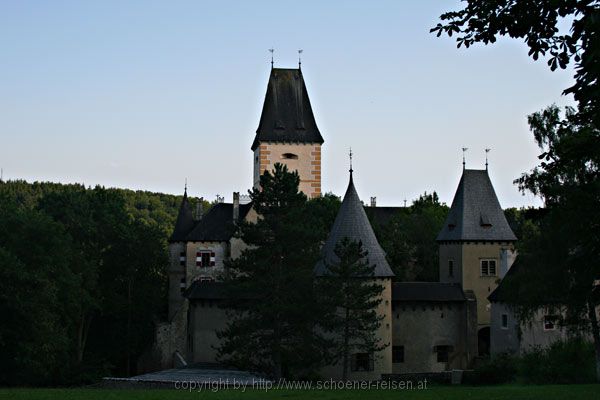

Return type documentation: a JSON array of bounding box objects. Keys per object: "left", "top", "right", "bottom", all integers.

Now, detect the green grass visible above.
[{"left": 1, "top": 385, "right": 599, "bottom": 400}]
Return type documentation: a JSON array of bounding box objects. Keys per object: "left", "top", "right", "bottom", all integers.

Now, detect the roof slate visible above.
[
  {"left": 185, "top": 202, "right": 252, "bottom": 242},
  {"left": 184, "top": 281, "right": 227, "bottom": 300},
  {"left": 252, "top": 68, "right": 324, "bottom": 150},
  {"left": 436, "top": 169, "right": 517, "bottom": 242},
  {"left": 169, "top": 191, "right": 196, "bottom": 242},
  {"left": 314, "top": 173, "right": 395, "bottom": 278},
  {"left": 392, "top": 282, "right": 466, "bottom": 302}
]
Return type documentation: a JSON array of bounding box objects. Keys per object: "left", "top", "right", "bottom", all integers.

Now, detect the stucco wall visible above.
[
  {"left": 185, "top": 241, "right": 229, "bottom": 282},
  {"left": 490, "top": 302, "right": 520, "bottom": 355},
  {"left": 253, "top": 142, "right": 321, "bottom": 198},
  {"left": 168, "top": 242, "right": 186, "bottom": 320},
  {"left": 189, "top": 301, "right": 229, "bottom": 363},
  {"left": 460, "top": 242, "right": 514, "bottom": 327},
  {"left": 391, "top": 301, "right": 467, "bottom": 373},
  {"left": 319, "top": 278, "right": 393, "bottom": 380},
  {"left": 438, "top": 243, "right": 462, "bottom": 285}
]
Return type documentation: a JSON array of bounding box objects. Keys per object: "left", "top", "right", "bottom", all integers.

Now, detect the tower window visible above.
[
  {"left": 544, "top": 315, "right": 557, "bottom": 331},
  {"left": 448, "top": 260, "right": 454, "bottom": 277},
  {"left": 196, "top": 251, "right": 216, "bottom": 267},
  {"left": 480, "top": 259, "right": 497, "bottom": 276},
  {"left": 435, "top": 345, "right": 452, "bottom": 363},
  {"left": 281, "top": 153, "right": 298, "bottom": 160},
  {"left": 392, "top": 346, "right": 405, "bottom": 363},
  {"left": 501, "top": 314, "right": 508, "bottom": 329}
]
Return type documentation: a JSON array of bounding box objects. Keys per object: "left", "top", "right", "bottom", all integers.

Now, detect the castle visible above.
[{"left": 155, "top": 66, "right": 565, "bottom": 379}]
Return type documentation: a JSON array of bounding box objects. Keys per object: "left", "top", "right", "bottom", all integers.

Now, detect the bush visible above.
[
  {"left": 463, "top": 353, "right": 518, "bottom": 385},
  {"left": 518, "top": 339, "right": 595, "bottom": 384}
]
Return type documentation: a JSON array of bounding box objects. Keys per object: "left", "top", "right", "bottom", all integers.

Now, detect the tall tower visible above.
[
  {"left": 436, "top": 169, "right": 517, "bottom": 355},
  {"left": 252, "top": 68, "right": 324, "bottom": 198},
  {"left": 314, "top": 167, "right": 394, "bottom": 380}
]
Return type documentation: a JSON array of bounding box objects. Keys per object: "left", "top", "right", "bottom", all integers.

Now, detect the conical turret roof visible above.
[
  {"left": 314, "top": 172, "right": 394, "bottom": 278},
  {"left": 436, "top": 169, "right": 517, "bottom": 242},
  {"left": 169, "top": 189, "right": 195, "bottom": 242}
]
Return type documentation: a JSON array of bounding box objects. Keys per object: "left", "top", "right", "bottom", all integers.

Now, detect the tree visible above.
[
  {"left": 509, "top": 106, "right": 599, "bottom": 380},
  {"left": 315, "top": 238, "right": 386, "bottom": 381},
  {"left": 375, "top": 192, "right": 447, "bottom": 281},
  {"left": 217, "top": 163, "right": 325, "bottom": 379},
  {"left": 431, "top": 0, "right": 600, "bottom": 126},
  {"left": 433, "top": 1, "right": 600, "bottom": 381}
]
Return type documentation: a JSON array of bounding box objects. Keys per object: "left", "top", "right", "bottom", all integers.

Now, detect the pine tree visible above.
[
  {"left": 316, "top": 237, "right": 387, "bottom": 381},
  {"left": 216, "top": 163, "right": 325, "bottom": 379}
]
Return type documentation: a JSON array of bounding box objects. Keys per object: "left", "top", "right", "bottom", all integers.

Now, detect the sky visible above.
[{"left": 0, "top": 1, "right": 576, "bottom": 208}]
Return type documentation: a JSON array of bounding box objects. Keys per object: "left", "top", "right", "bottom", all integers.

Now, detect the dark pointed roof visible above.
[
  {"left": 169, "top": 190, "right": 195, "bottom": 242},
  {"left": 314, "top": 172, "right": 395, "bottom": 278},
  {"left": 392, "top": 282, "right": 466, "bottom": 302},
  {"left": 185, "top": 202, "right": 252, "bottom": 242},
  {"left": 252, "top": 68, "right": 324, "bottom": 150},
  {"left": 436, "top": 169, "right": 517, "bottom": 242}
]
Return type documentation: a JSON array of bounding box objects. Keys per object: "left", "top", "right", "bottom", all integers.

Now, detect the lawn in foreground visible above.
[{"left": 1, "top": 384, "right": 599, "bottom": 400}]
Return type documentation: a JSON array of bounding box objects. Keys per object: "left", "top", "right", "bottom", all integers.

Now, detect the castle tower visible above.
[
  {"left": 168, "top": 189, "right": 195, "bottom": 320},
  {"left": 253, "top": 68, "right": 324, "bottom": 198},
  {"left": 436, "top": 168, "right": 516, "bottom": 355},
  {"left": 315, "top": 168, "right": 394, "bottom": 380}
]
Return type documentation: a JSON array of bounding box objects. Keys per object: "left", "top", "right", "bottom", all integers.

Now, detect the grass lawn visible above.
[{"left": 0, "top": 384, "right": 599, "bottom": 400}]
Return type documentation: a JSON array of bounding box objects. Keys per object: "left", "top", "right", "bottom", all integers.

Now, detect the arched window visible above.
[{"left": 281, "top": 153, "right": 298, "bottom": 160}]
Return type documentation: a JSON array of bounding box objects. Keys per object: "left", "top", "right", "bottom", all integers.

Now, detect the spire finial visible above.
[
  {"left": 184, "top": 178, "right": 188, "bottom": 194},
  {"left": 349, "top": 147, "right": 354, "bottom": 177},
  {"left": 462, "top": 147, "right": 468, "bottom": 170},
  {"left": 298, "top": 49, "right": 303, "bottom": 69},
  {"left": 268, "top": 48, "right": 274, "bottom": 69},
  {"left": 485, "top": 148, "right": 491, "bottom": 170}
]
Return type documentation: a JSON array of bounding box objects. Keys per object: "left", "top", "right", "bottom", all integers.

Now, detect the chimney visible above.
[
  {"left": 370, "top": 197, "right": 377, "bottom": 207},
  {"left": 233, "top": 192, "right": 240, "bottom": 222},
  {"left": 195, "top": 197, "right": 204, "bottom": 220}
]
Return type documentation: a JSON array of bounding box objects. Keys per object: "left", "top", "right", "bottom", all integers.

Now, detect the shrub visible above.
[
  {"left": 464, "top": 353, "right": 518, "bottom": 385},
  {"left": 518, "top": 339, "right": 595, "bottom": 384}
]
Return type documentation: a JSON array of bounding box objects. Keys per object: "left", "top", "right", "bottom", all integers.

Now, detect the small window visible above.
[
  {"left": 179, "top": 251, "right": 186, "bottom": 266},
  {"left": 180, "top": 277, "right": 186, "bottom": 293},
  {"left": 350, "top": 353, "right": 373, "bottom": 372},
  {"left": 281, "top": 153, "right": 298, "bottom": 160},
  {"left": 196, "top": 251, "right": 216, "bottom": 267},
  {"left": 435, "top": 345, "right": 451, "bottom": 363},
  {"left": 501, "top": 314, "right": 508, "bottom": 329},
  {"left": 544, "top": 315, "right": 557, "bottom": 331},
  {"left": 480, "top": 259, "right": 497, "bottom": 276},
  {"left": 448, "top": 260, "right": 454, "bottom": 277},
  {"left": 392, "top": 346, "right": 404, "bottom": 363}
]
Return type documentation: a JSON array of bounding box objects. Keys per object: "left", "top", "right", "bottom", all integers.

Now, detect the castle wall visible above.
[
  {"left": 319, "top": 278, "right": 392, "bottom": 380},
  {"left": 438, "top": 243, "right": 462, "bottom": 285},
  {"left": 185, "top": 241, "right": 229, "bottom": 282},
  {"left": 253, "top": 142, "right": 321, "bottom": 198},
  {"left": 459, "top": 242, "right": 514, "bottom": 327},
  {"left": 168, "top": 242, "right": 186, "bottom": 320},
  {"left": 391, "top": 301, "right": 468, "bottom": 373},
  {"left": 189, "top": 300, "right": 228, "bottom": 363}
]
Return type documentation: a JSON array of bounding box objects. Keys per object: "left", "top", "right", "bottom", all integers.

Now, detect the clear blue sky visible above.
[{"left": 0, "top": 1, "right": 575, "bottom": 207}]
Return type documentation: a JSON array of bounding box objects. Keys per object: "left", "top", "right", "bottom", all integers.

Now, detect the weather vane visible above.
[
  {"left": 268, "top": 48, "right": 274, "bottom": 69},
  {"left": 298, "top": 49, "right": 303, "bottom": 68},
  {"left": 462, "top": 147, "right": 468, "bottom": 170},
  {"left": 485, "top": 148, "right": 491, "bottom": 170},
  {"left": 349, "top": 147, "right": 353, "bottom": 174}
]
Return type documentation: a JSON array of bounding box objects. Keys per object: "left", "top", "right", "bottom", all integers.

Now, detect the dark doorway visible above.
[{"left": 478, "top": 327, "right": 490, "bottom": 356}]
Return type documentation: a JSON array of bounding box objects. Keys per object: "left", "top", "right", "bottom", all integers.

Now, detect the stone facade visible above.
[
  {"left": 391, "top": 293, "right": 477, "bottom": 373},
  {"left": 253, "top": 142, "right": 321, "bottom": 198}
]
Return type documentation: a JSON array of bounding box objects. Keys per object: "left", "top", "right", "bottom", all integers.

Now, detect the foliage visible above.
[
  {"left": 315, "top": 238, "right": 386, "bottom": 380},
  {"left": 464, "top": 353, "right": 518, "bottom": 385},
  {"left": 217, "top": 164, "right": 326, "bottom": 379},
  {"left": 0, "top": 180, "right": 185, "bottom": 384},
  {"left": 374, "top": 192, "right": 447, "bottom": 281},
  {"left": 518, "top": 340, "right": 596, "bottom": 384}
]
